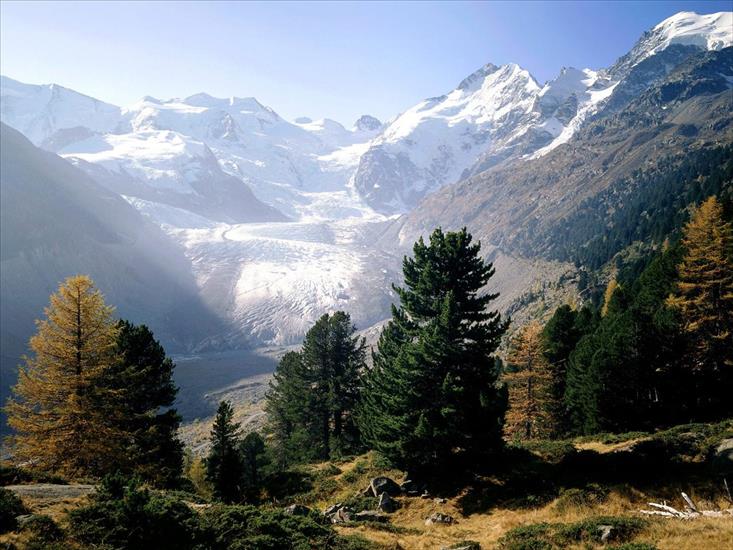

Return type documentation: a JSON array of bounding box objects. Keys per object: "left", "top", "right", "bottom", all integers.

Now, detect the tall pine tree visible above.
[
  {"left": 206, "top": 401, "right": 244, "bottom": 503},
  {"left": 358, "top": 228, "right": 508, "bottom": 478},
  {"left": 5, "top": 276, "right": 125, "bottom": 477},
  {"left": 265, "top": 312, "right": 365, "bottom": 463},
  {"left": 105, "top": 321, "right": 184, "bottom": 487}
]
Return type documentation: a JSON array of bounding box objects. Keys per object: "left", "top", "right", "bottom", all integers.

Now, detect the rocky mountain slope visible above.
[{"left": 0, "top": 123, "right": 224, "bottom": 420}]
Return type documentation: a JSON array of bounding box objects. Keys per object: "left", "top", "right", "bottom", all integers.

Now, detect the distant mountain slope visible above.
[
  {"left": 395, "top": 47, "right": 733, "bottom": 286},
  {"left": 354, "top": 11, "right": 732, "bottom": 214},
  {"left": 0, "top": 123, "right": 225, "bottom": 419}
]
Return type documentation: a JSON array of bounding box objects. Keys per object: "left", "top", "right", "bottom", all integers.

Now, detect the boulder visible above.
[
  {"left": 323, "top": 503, "right": 342, "bottom": 516},
  {"left": 369, "top": 476, "right": 401, "bottom": 497},
  {"left": 284, "top": 504, "right": 311, "bottom": 516},
  {"left": 400, "top": 479, "right": 420, "bottom": 494},
  {"left": 425, "top": 512, "right": 455, "bottom": 526},
  {"left": 441, "top": 542, "right": 480, "bottom": 550},
  {"left": 330, "top": 506, "right": 354, "bottom": 524},
  {"left": 434, "top": 497, "right": 447, "bottom": 504},
  {"left": 353, "top": 510, "right": 388, "bottom": 523},
  {"left": 597, "top": 524, "right": 613, "bottom": 543},
  {"left": 377, "top": 492, "right": 399, "bottom": 513}
]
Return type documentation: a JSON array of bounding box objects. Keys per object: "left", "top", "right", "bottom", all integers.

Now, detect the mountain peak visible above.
[
  {"left": 354, "top": 115, "right": 382, "bottom": 132},
  {"left": 457, "top": 63, "right": 501, "bottom": 90},
  {"left": 610, "top": 11, "right": 733, "bottom": 78}
]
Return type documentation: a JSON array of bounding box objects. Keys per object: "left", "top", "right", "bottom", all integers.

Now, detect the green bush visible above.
[
  {"left": 20, "top": 514, "right": 64, "bottom": 542},
  {"left": 554, "top": 516, "right": 646, "bottom": 545},
  {"left": 0, "top": 487, "right": 28, "bottom": 533},
  {"left": 201, "top": 504, "right": 334, "bottom": 550},
  {"left": 608, "top": 544, "right": 658, "bottom": 550},
  {"left": 497, "top": 516, "right": 647, "bottom": 549},
  {"left": 497, "top": 523, "right": 553, "bottom": 550},
  {"left": 342, "top": 494, "right": 378, "bottom": 513},
  {"left": 68, "top": 475, "right": 201, "bottom": 550},
  {"left": 554, "top": 483, "right": 609, "bottom": 512},
  {"left": 0, "top": 465, "right": 67, "bottom": 486}
]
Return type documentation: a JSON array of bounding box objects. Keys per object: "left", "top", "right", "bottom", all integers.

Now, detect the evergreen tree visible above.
[
  {"left": 106, "top": 321, "right": 184, "bottom": 487},
  {"left": 542, "top": 305, "right": 581, "bottom": 435},
  {"left": 265, "top": 352, "right": 311, "bottom": 466},
  {"left": 206, "top": 401, "right": 244, "bottom": 503},
  {"left": 503, "top": 322, "right": 554, "bottom": 440},
  {"left": 358, "top": 228, "right": 508, "bottom": 478},
  {"left": 239, "top": 432, "right": 269, "bottom": 502},
  {"left": 667, "top": 196, "right": 733, "bottom": 418},
  {"left": 265, "top": 312, "right": 365, "bottom": 464},
  {"left": 5, "top": 276, "right": 125, "bottom": 478}
]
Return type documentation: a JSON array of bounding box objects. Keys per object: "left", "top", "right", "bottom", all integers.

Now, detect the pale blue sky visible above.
[{"left": 1, "top": 1, "right": 730, "bottom": 126}]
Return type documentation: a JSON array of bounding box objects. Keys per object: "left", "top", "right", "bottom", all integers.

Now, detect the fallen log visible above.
[{"left": 639, "top": 492, "right": 733, "bottom": 519}]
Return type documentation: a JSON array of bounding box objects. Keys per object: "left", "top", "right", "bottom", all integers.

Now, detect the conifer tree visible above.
[
  {"left": 206, "top": 401, "right": 244, "bottom": 503},
  {"left": 667, "top": 196, "right": 733, "bottom": 417},
  {"left": 503, "top": 322, "right": 554, "bottom": 440},
  {"left": 265, "top": 312, "right": 365, "bottom": 463},
  {"left": 542, "top": 305, "right": 581, "bottom": 435},
  {"left": 358, "top": 228, "right": 508, "bottom": 478},
  {"left": 239, "top": 432, "right": 269, "bottom": 502},
  {"left": 5, "top": 275, "right": 125, "bottom": 477},
  {"left": 106, "top": 321, "right": 184, "bottom": 487}
]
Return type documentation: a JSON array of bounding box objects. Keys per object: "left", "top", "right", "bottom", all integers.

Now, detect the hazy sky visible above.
[{"left": 1, "top": 1, "right": 730, "bottom": 125}]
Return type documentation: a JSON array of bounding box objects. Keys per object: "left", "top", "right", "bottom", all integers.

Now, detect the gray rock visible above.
[
  {"left": 323, "top": 503, "right": 342, "bottom": 516},
  {"left": 284, "top": 504, "right": 311, "bottom": 516},
  {"left": 330, "top": 506, "right": 354, "bottom": 524},
  {"left": 377, "top": 492, "right": 399, "bottom": 513},
  {"left": 441, "top": 542, "right": 480, "bottom": 550},
  {"left": 598, "top": 524, "right": 613, "bottom": 543},
  {"left": 434, "top": 497, "right": 447, "bottom": 504},
  {"left": 425, "top": 512, "right": 455, "bottom": 526},
  {"left": 353, "top": 510, "right": 388, "bottom": 523},
  {"left": 369, "top": 476, "right": 401, "bottom": 497},
  {"left": 15, "top": 514, "right": 34, "bottom": 528}
]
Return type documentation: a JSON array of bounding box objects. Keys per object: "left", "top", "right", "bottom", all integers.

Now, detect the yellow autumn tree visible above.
[
  {"left": 601, "top": 277, "right": 619, "bottom": 317},
  {"left": 667, "top": 196, "right": 733, "bottom": 414},
  {"left": 503, "top": 321, "right": 554, "bottom": 440},
  {"left": 5, "top": 275, "right": 126, "bottom": 478}
]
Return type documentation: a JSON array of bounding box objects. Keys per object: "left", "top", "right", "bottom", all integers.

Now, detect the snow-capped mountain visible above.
[
  {"left": 0, "top": 10, "right": 730, "bottom": 351},
  {"left": 354, "top": 11, "right": 732, "bottom": 213}
]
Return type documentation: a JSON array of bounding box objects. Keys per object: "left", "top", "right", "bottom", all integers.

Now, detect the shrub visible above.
[
  {"left": 554, "top": 516, "right": 646, "bottom": 545},
  {"left": 20, "top": 514, "right": 64, "bottom": 542},
  {"left": 554, "top": 483, "right": 609, "bottom": 512},
  {"left": 341, "top": 494, "right": 378, "bottom": 513},
  {"left": 497, "top": 517, "right": 647, "bottom": 549},
  {"left": 497, "top": 523, "right": 553, "bottom": 550},
  {"left": 608, "top": 544, "right": 658, "bottom": 550},
  {"left": 0, "top": 487, "right": 28, "bottom": 533},
  {"left": 68, "top": 475, "right": 200, "bottom": 549},
  {"left": 0, "top": 465, "right": 67, "bottom": 486},
  {"left": 200, "top": 504, "right": 335, "bottom": 550}
]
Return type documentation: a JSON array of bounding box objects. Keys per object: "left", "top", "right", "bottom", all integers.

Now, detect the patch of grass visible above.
[
  {"left": 497, "top": 523, "right": 553, "bottom": 550},
  {"left": 342, "top": 520, "right": 419, "bottom": 535},
  {"left": 513, "top": 440, "right": 576, "bottom": 463},
  {"left": 607, "top": 544, "right": 658, "bottom": 550},
  {"left": 342, "top": 494, "right": 378, "bottom": 513}
]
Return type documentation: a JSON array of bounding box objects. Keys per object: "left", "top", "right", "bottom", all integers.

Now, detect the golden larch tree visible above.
[
  {"left": 667, "top": 197, "right": 733, "bottom": 368},
  {"left": 5, "top": 275, "right": 126, "bottom": 477},
  {"left": 503, "top": 321, "right": 554, "bottom": 440},
  {"left": 666, "top": 196, "right": 733, "bottom": 413}
]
